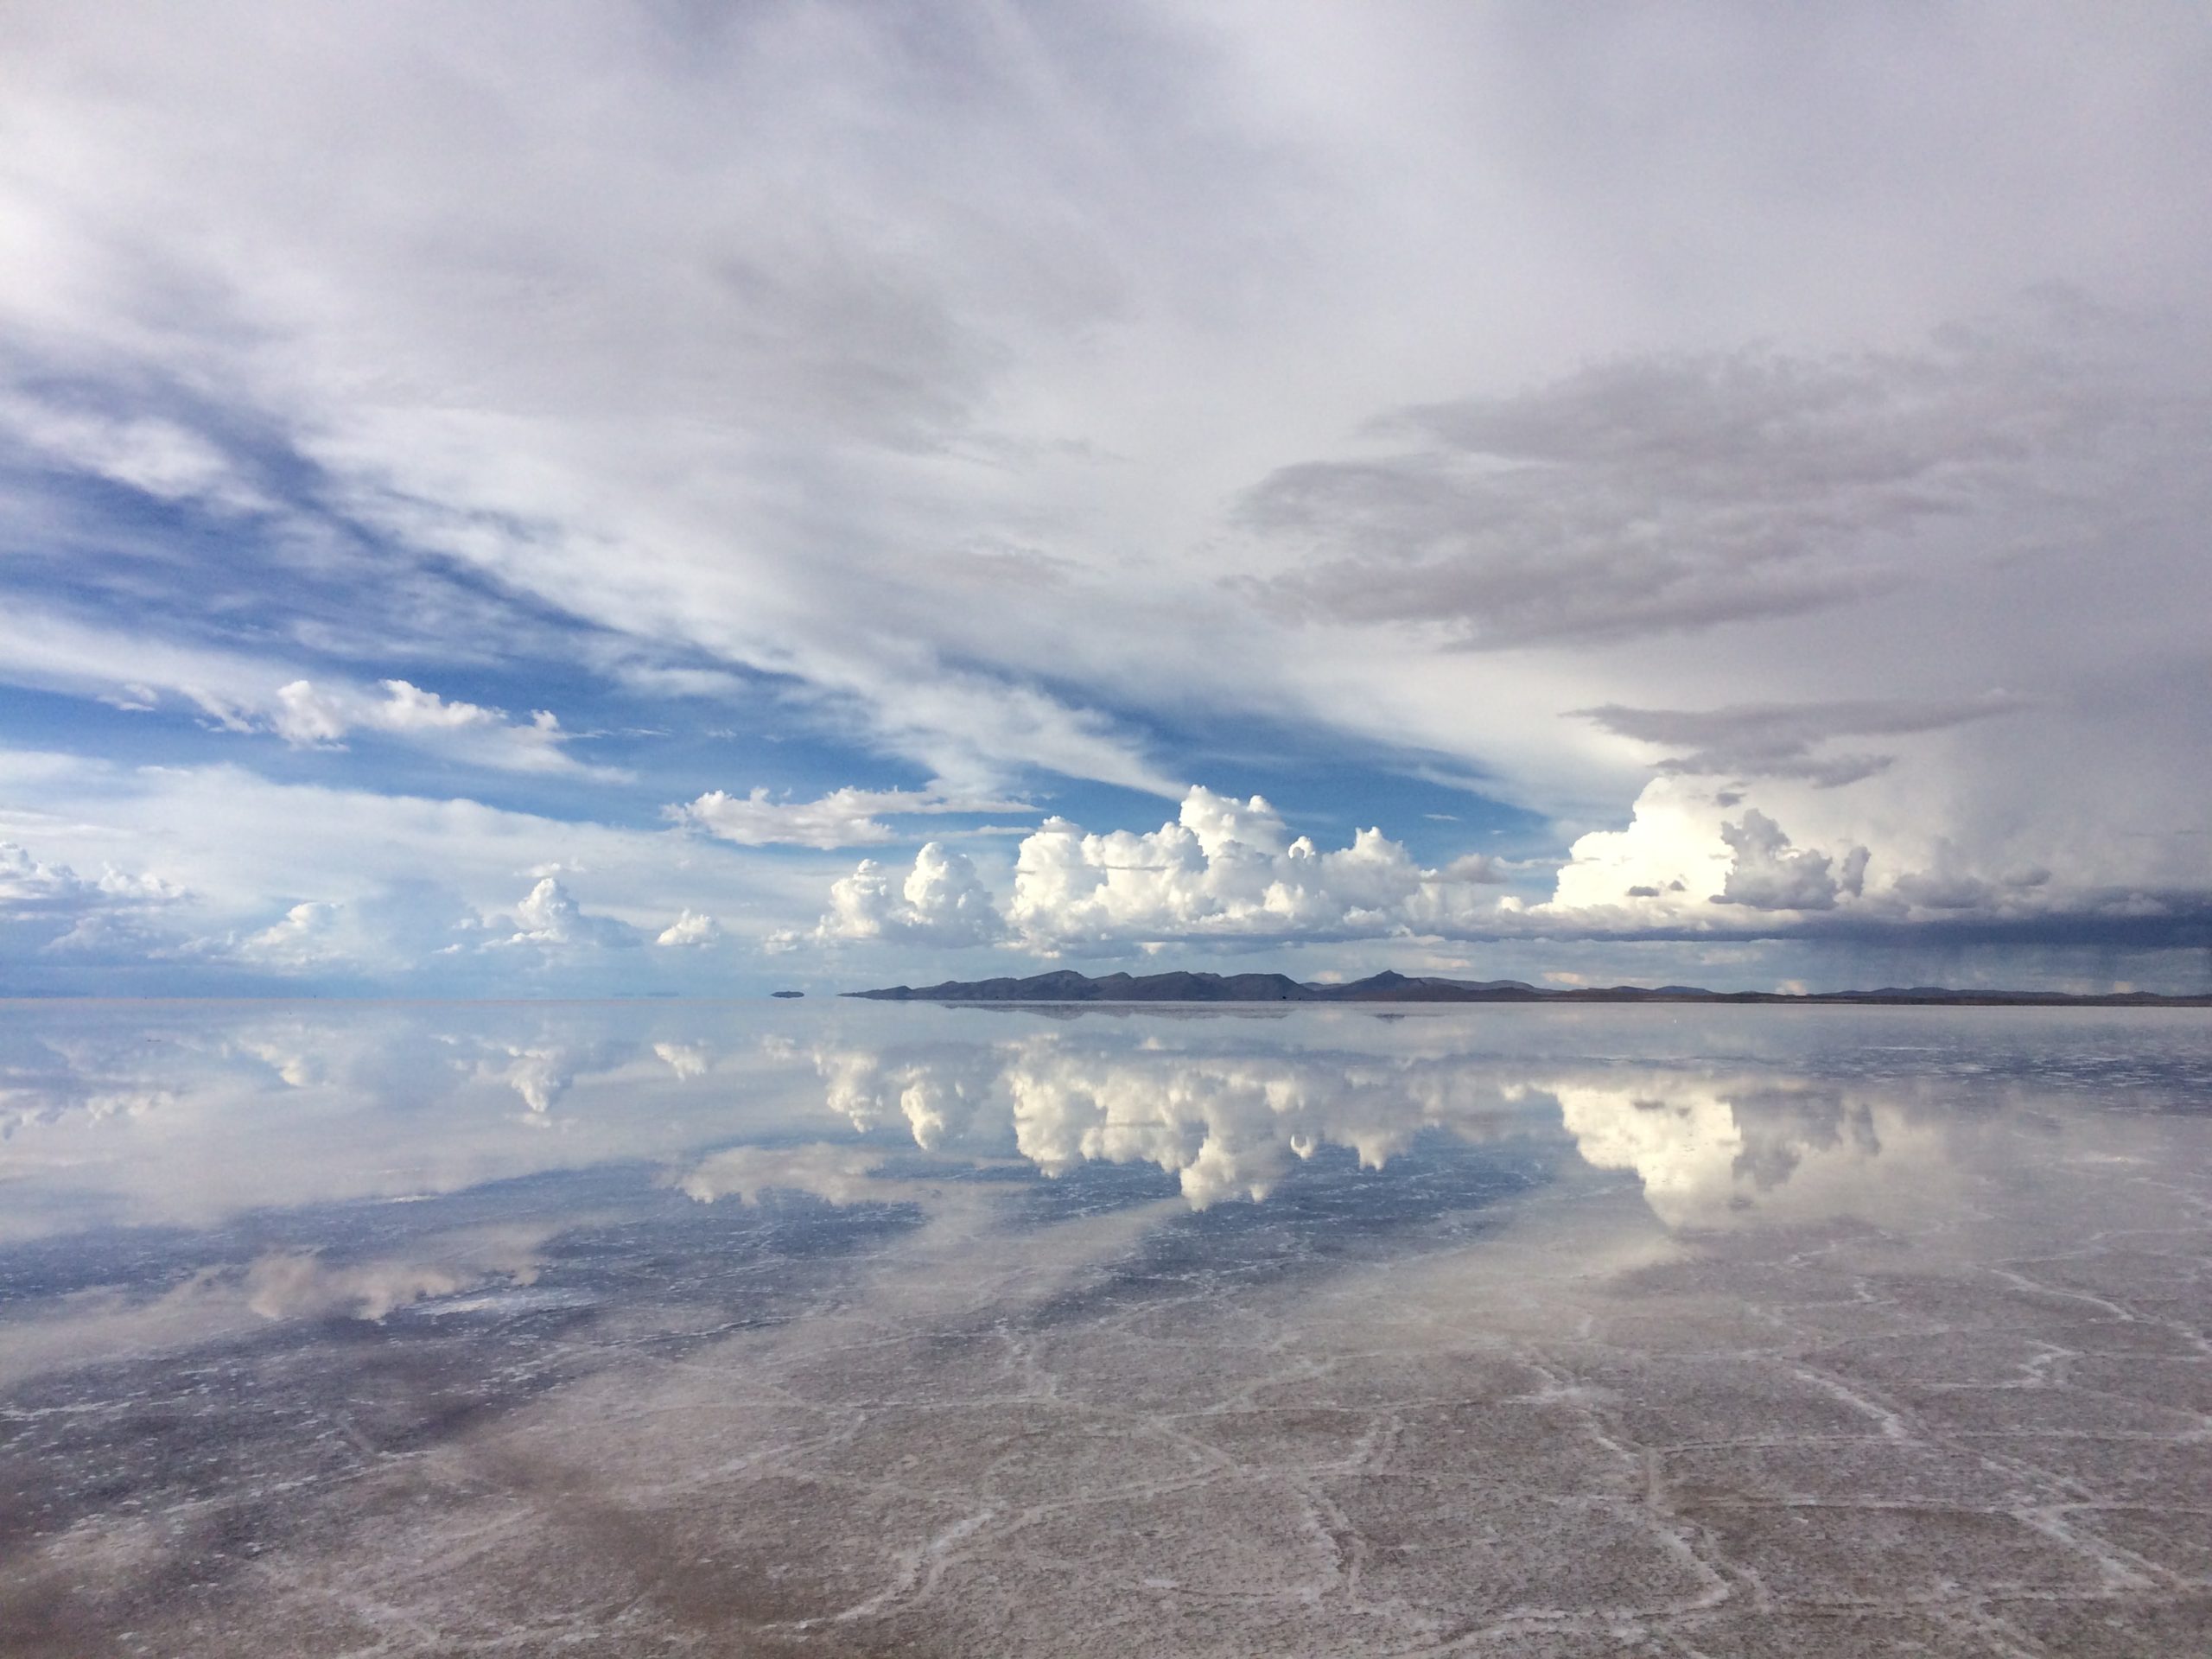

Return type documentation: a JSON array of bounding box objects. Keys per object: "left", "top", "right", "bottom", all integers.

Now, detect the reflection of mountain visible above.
[{"left": 805, "top": 1038, "right": 1957, "bottom": 1224}]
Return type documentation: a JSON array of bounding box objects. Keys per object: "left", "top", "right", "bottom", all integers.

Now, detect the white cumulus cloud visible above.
[
  {"left": 808, "top": 787, "right": 1511, "bottom": 952},
  {"left": 810, "top": 842, "right": 1006, "bottom": 948},
  {"left": 0, "top": 840, "right": 189, "bottom": 964},
  {"left": 493, "top": 878, "right": 642, "bottom": 950},
  {"left": 1, "top": 841, "right": 179, "bottom": 912},
  {"left": 655, "top": 909, "right": 721, "bottom": 947},
  {"left": 1713, "top": 810, "right": 1868, "bottom": 912},
  {"left": 1536, "top": 779, "right": 1876, "bottom": 926},
  {"left": 236, "top": 900, "right": 346, "bottom": 965}
]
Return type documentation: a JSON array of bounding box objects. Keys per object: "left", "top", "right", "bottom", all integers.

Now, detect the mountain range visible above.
[{"left": 846, "top": 969, "right": 2210, "bottom": 1007}]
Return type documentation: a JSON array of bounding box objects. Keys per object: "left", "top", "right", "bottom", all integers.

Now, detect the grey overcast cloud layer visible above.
[{"left": 0, "top": 2, "right": 2208, "bottom": 993}]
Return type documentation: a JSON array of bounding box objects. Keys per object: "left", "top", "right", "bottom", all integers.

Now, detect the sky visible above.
[{"left": 1, "top": 1, "right": 2209, "bottom": 997}]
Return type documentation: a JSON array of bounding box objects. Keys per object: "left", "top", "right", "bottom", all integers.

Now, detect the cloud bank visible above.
[
  {"left": 810, "top": 787, "right": 1508, "bottom": 953},
  {"left": 809, "top": 779, "right": 2211, "bottom": 959}
]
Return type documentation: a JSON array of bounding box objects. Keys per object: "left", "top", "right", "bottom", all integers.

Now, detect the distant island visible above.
[
  {"left": 848, "top": 969, "right": 2211, "bottom": 1007},
  {"left": 770, "top": 989, "right": 806, "bottom": 999}
]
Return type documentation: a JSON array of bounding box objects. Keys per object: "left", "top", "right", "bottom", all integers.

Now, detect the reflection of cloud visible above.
[
  {"left": 1554, "top": 1075, "right": 1946, "bottom": 1230},
  {"left": 467, "top": 1032, "right": 643, "bottom": 1116},
  {"left": 803, "top": 1034, "right": 1970, "bottom": 1229},
  {"left": 811, "top": 1034, "right": 1524, "bottom": 1211},
  {"left": 231, "top": 1038, "right": 322, "bottom": 1087},
  {"left": 814, "top": 1045, "right": 1001, "bottom": 1150},
  {"left": 679, "top": 1144, "right": 934, "bottom": 1208},
  {"left": 0, "top": 1005, "right": 2021, "bottom": 1256},
  {"left": 243, "top": 1228, "right": 547, "bottom": 1321},
  {"left": 0, "top": 1007, "right": 834, "bottom": 1243},
  {"left": 653, "top": 1042, "right": 712, "bottom": 1080},
  {"left": 1554, "top": 1081, "right": 1745, "bottom": 1229},
  {"left": 0, "top": 1084, "right": 178, "bottom": 1139},
  {"left": 486, "top": 1046, "right": 574, "bottom": 1115}
]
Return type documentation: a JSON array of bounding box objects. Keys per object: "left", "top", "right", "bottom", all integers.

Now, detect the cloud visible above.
[
  {"left": 674, "top": 784, "right": 1033, "bottom": 849},
  {"left": 1539, "top": 780, "right": 1834, "bottom": 925},
  {"left": 0, "top": 841, "right": 180, "bottom": 914},
  {"left": 236, "top": 899, "right": 345, "bottom": 964},
  {"left": 1575, "top": 696, "right": 2020, "bottom": 788},
  {"left": 810, "top": 787, "right": 1512, "bottom": 952},
  {"left": 1, "top": 7, "right": 2209, "bottom": 989},
  {"left": 1519, "top": 776, "right": 2212, "bottom": 948},
  {"left": 493, "top": 878, "right": 642, "bottom": 950},
  {"left": 813, "top": 779, "right": 2172, "bottom": 955},
  {"left": 0, "top": 607, "right": 613, "bottom": 778},
  {"left": 1012, "top": 789, "right": 1417, "bottom": 949},
  {"left": 0, "top": 391, "right": 265, "bottom": 511},
  {"left": 272, "top": 678, "right": 599, "bottom": 776},
  {"left": 1243, "top": 311, "right": 2208, "bottom": 647},
  {"left": 0, "top": 750, "right": 844, "bottom": 990},
  {"left": 810, "top": 842, "right": 1006, "bottom": 949},
  {"left": 1712, "top": 810, "right": 1864, "bottom": 912},
  {"left": 0, "top": 840, "right": 189, "bottom": 962},
  {"left": 655, "top": 909, "right": 721, "bottom": 948}
]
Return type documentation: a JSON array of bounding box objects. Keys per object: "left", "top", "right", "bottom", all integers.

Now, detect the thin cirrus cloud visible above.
[
  {"left": 674, "top": 785, "right": 1038, "bottom": 850},
  {"left": 0, "top": 391, "right": 268, "bottom": 512},
  {"left": 0, "top": 607, "right": 617, "bottom": 779}
]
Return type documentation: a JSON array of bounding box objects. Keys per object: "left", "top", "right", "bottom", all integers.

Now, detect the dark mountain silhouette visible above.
[{"left": 848, "top": 969, "right": 2209, "bottom": 1007}]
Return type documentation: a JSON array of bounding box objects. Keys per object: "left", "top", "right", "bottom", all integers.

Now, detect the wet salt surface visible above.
[{"left": 1, "top": 1001, "right": 2208, "bottom": 1656}]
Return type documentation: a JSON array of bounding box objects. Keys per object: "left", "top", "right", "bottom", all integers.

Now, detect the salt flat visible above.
[{"left": 3, "top": 1001, "right": 2207, "bottom": 1656}]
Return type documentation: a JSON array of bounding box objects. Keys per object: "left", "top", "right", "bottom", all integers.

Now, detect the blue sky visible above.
[{"left": 2, "top": 2, "right": 2209, "bottom": 996}]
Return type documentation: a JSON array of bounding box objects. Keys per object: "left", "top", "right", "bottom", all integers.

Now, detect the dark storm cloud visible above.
[
  {"left": 1241, "top": 304, "right": 2212, "bottom": 648},
  {"left": 1573, "top": 696, "right": 2020, "bottom": 788}
]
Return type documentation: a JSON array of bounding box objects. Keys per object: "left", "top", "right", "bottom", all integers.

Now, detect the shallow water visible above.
[{"left": 3, "top": 1000, "right": 2208, "bottom": 1656}]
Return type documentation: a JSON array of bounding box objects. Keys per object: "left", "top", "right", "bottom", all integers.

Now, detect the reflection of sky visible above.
[
  {"left": 5, "top": 1003, "right": 2207, "bottom": 1242},
  {"left": 6, "top": 1003, "right": 2208, "bottom": 1653},
  {"left": 3, "top": 1001, "right": 2208, "bottom": 1402}
]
